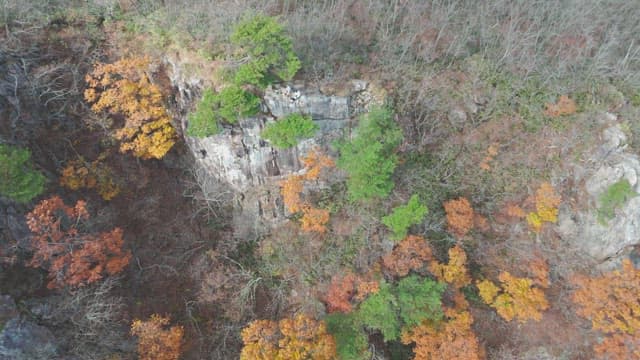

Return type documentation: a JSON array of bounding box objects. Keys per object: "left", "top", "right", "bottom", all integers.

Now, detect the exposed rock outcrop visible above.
[
  {"left": 0, "top": 295, "right": 58, "bottom": 360},
  {"left": 559, "top": 119, "right": 640, "bottom": 262},
  {"left": 165, "top": 54, "right": 382, "bottom": 237}
]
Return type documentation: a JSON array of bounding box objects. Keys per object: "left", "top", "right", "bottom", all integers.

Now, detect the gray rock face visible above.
[
  {"left": 0, "top": 295, "right": 58, "bottom": 360},
  {"left": 558, "top": 121, "right": 640, "bottom": 262},
  {"left": 165, "top": 56, "right": 383, "bottom": 237}
]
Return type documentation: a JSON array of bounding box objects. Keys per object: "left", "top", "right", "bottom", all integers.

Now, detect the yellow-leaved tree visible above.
[
  {"left": 240, "top": 314, "right": 336, "bottom": 360},
  {"left": 477, "top": 271, "right": 549, "bottom": 323},
  {"left": 429, "top": 245, "right": 471, "bottom": 288},
  {"left": 130, "top": 314, "right": 184, "bottom": 360},
  {"left": 85, "top": 57, "right": 176, "bottom": 159}
]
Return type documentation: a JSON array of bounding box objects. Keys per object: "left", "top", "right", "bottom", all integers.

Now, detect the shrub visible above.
[
  {"left": 598, "top": 179, "right": 637, "bottom": 223},
  {"left": 261, "top": 113, "right": 318, "bottom": 149},
  {"left": 356, "top": 282, "right": 400, "bottom": 342},
  {"left": 336, "top": 107, "right": 402, "bottom": 201},
  {"left": 382, "top": 194, "right": 428, "bottom": 241},
  {"left": 325, "top": 313, "right": 370, "bottom": 360},
  {"left": 0, "top": 144, "right": 45, "bottom": 203},
  {"left": 231, "top": 14, "right": 301, "bottom": 87},
  {"left": 214, "top": 85, "right": 260, "bottom": 124},
  {"left": 187, "top": 88, "right": 219, "bottom": 137},
  {"left": 396, "top": 275, "right": 445, "bottom": 328},
  {"left": 346, "top": 277, "right": 444, "bottom": 343}
]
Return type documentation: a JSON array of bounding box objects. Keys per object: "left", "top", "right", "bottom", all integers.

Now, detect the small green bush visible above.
[
  {"left": 356, "top": 282, "right": 400, "bottom": 342},
  {"left": 382, "top": 194, "right": 428, "bottom": 241},
  {"left": 336, "top": 107, "right": 402, "bottom": 201},
  {"left": 231, "top": 15, "right": 301, "bottom": 87},
  {"left": 215, "top": 85, "right": 260, "bottom": 124},
  {"left": 396, "top": 275, "right": 444, "bottom": 328},
  {"left": 598, "top": 179, "right": 637, "bottom": 223},
  {"left": 0, "top": 144, "right": 45, "bottom": 203},
  {"left": 325, "top": 313, "right": 370, "bottom": 360},
  {"left": 261, "top": 113, "right": 318, "bottom": 148},
  {"left": 187, "top": 89, "right": 219, "bottom": 137}
]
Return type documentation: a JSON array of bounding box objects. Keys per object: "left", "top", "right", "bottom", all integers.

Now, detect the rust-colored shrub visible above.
[
  {"left": 326, "top": 273, "right": 357, "bottom": 313},
  {"left": 444, "top": 197, "right": 475, "bottom": 238},
  {"left": 26, "top": 196, "right": 131, "bottom": 289},
  {"left": 302, "top": 148, "right": 335, "bottom": 181},
  {"left": 325, "top": 273, "right": 380, "bottom": 313},
  {"left": 85, "top": 57, "right": 176, "bottom": 159},
  {"left": 130, "top": 314, "right": 184, "bottom": 360},
  {"left": 381, "top": 235, "right": 433, "bottom": 277},
  {"left": 544, "top": 95, "right": 577, "bottom": 117},
  {"left": 300, "top": 205, "right": 330, "bottom": 233}
]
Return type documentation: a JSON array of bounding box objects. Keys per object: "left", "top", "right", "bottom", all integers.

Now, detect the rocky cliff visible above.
[
  {"left": 559, "top": 118, "right": 640, "bottom": 264},
  {"left": 165, "top": 56, "right": 381, "bottom": 238}
]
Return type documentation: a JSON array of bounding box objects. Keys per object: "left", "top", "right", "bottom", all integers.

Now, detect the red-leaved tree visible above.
[{"left": 26, "top": 196, "right": 131, "bottom": 289}]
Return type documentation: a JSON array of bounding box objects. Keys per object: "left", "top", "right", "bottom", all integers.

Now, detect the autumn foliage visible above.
[
  {"left": 60, "top": 157, "right": 120, "bottom": 200},
  {"left": 84, "top": 56, "right": 177, "bottom": 159},
  {"left": 526, "top": 182, "right": 561, "bottom": 233},
  {"left": 401, "top": 308, "right": 484, "bottom": 360},
  {"left": 429, "top": 245, "right": 471, "bottom": 288},
  {"left": 544, "top": 95, "right": 577, "bottom": 117},
  {"left": 130, "top": 314, "right": 184, "bottom": 360},
  {"left": 477, "top": 271, "right": 549, "bottom": 323},
  {"left": 240, "top": 314, "right": 337, "bottom": 360},
  {"left": 572, "top": 259, "right": 640, "bottom": 358},
  {"left": 26, "top": 196, "right": 131, "bottom": 289},
  {"left": 280, "top": 149, "right": 334, "bottom": 233},
  {"left": 325, "top": 272, "right": 379, "bottom": 313},
  {"left": 444, "top": 197, "right": 475, "bottom": 238},
  {"left": 381, "top": 235, "right": 433, "bottom": 277}
]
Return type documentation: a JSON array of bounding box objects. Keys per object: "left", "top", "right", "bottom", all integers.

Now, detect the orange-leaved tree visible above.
[
  {"left": 84, "top": 56, "right": 176, "bottom": 159},
  {"left": 381, "top": 235, "right": 433, "bottom": 277},
  {"left": 477, "top": 271, "right": 549, "bottom": 323},
  {"left": 281, "top": 174, "right": 304, "bottom": 213},
  {"left": 429, "top": 245, "right": 471, "bottom": 288},
  {"left": 572, "top": 259, "right": 640, "bottom": 358},
  {"left": 240, "top": 314, "right": 336, "bottom": 360},
  {"left": 444, "top": 197, "right": 475, "bottom": 238},
  {"left": 280, "top": 149, "right": 334, "bottom": 233},
  {"left": 302, "top": 148, "right": 335, "bottom": 181},
  {"left": 26, "top": 196, "right": 131, "bottom": 288},
  {"left": 401, "top": 308, "right": 484, "bottom": 360},
  {"left": 300, "top": 205, "right": 330, "bottom": 233},
  {"left": 325, "top": 272, "right": 380, "bottom": 313},
  {"left": 130, "top": 314, "right": 184, "bottom": 360}
]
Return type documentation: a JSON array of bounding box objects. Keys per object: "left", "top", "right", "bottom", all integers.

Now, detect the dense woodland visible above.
[{"left": 2, "top": 1, "right": 640, "bottom": 359}]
